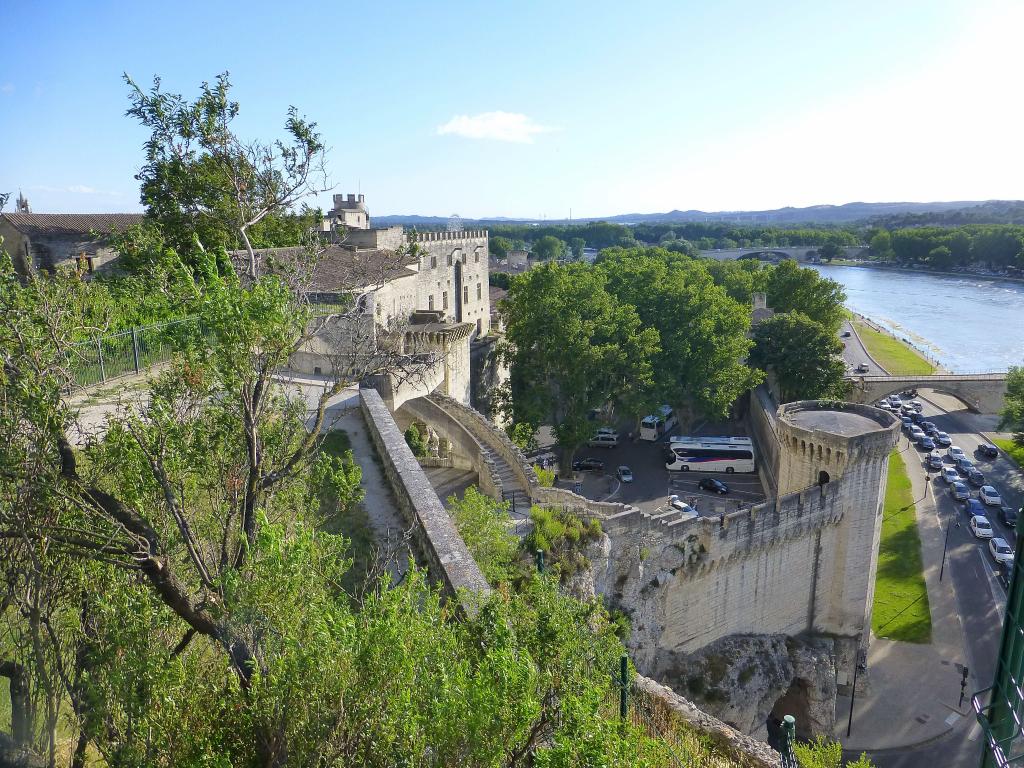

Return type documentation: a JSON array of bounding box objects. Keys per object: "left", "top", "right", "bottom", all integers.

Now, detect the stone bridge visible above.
[
  {"left": 846, "top": 373, "right": 1009, "bottom": 413},
  {"left": 698, "top": 245, "right": 867, "bottom": 262}
]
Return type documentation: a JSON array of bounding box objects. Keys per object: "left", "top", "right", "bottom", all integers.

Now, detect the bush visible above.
[
  {"left": 404, "top": 423, "right": 428, "bottom": 456},
  {"left": 525, "top": 507, "right": 603, "bottom": 579}
]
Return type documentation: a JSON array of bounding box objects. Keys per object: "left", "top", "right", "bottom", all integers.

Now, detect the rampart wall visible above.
[{"left": 748, "top": 385, "right": 780, "bottom": 493}]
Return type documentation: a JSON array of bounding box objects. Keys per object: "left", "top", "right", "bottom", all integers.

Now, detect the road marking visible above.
[
  {"left": 977, "top": 548, "right": 1005, "bottom": 608},
  {"left": 945, "top": 712, "right": 962, "bottom": 727}
]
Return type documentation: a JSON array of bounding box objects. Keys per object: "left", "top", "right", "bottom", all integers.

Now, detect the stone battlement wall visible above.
[
  {"left": 408, "top": 230, "right": 488, "bottom": 242},
  {"left": 359, "top": 387, "right": 491, "bottom": 599}
]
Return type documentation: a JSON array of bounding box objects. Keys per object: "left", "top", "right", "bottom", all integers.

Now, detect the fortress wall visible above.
[
  {"left": 359, "top": 387, "right": 492, "bottom": 599},
  {"left": 748, "top": 385, "right": 780, "bottom": 493},
  {"left": 409, "top": 231, "right": 491, "bottom": 336}
]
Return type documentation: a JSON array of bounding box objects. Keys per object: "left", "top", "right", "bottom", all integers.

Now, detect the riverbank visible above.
[
  {"left": 851, "top": 315, "right": 939, "bottom": 375},
  {"left": 820, "top": 259, "right": 1024, "bottom": 286}
]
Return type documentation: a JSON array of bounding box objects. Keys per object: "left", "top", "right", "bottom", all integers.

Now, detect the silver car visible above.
[
  {"left": 989, "top": 537, "right": 1015, "bottom": 566},
  {"left": 950, "top": 482, "right": 970, "bottom": 501}
]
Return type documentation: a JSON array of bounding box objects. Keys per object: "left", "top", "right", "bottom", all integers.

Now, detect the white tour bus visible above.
[
  {"left": 664, "top": 436, "right": 756, "bottom": 473},
  {"left": 639, "top": 405, "right": 678, "bottom": 441}
]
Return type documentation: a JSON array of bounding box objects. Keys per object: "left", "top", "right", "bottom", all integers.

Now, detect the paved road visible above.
[
  {"left": 839, "top": 330, "right": 1023, "bottom": 767},
  {"left": 840, "top": 319, "right": 887, "bottom": 375}
]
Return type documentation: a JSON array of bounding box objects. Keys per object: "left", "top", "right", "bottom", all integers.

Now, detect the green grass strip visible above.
[
  {"left": 854, "top": 320, "right": 937, "bottom": 376},
  {"left": 994, "top": 438, "right": 1024, "bottom": 468},
  {"left": 872, "top": 450, "right": 933, "bottom": 643}
]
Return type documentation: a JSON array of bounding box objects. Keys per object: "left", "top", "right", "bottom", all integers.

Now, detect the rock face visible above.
[
  {"left": 649, "top": 634, "right": 839, "bottom": 739},
  {"left": 578, "top": 532, "right": 839, "bottom": 739}
]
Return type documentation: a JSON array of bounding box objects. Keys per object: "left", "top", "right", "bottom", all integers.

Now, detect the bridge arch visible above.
[{"left": 846, "top": 374, "right": 1008, "bottom": 414}]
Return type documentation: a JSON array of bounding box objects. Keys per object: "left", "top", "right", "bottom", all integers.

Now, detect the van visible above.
[{"left": 588, "top": 433, "right": 619, "bottom": 448}]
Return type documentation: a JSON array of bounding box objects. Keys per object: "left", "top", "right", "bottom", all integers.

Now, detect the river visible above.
[{"left": 807, "top": 264, "right": 1024, "bottom": 373}]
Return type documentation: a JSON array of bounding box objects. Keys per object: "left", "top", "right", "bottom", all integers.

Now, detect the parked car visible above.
[
  {"left": 977, "top": 444, "right": 999, "bottom": 460},
  {"left": 948, "top": 446, "right": 967, "bottom": 461},
  {"left": 918, "top": 436, "right": 936, "bottom": 451},
  {"left": 950, "top": 481, "right": 971, "bottom": 501},
  {"left": 900, "top": 416, "right": 914, "bottom": 429},
  {"left": 920, "top": 421, "right": 937, "bottom": 435},
  {"left": 572, "top": 457, "right": 605, "bottom": 472},
  {"left": 999, "top": 505, "right": 1019, "bottom": 528},
  {"left": 934, "top": 431, "right": 952, "bottom": 447},
  {"left": 970, "top": 515, "right": 995, "bottom": 539},
  {"left": 964, "top": 498, "right": 987, "bottom": 518},
  {"left": 698, "top": 478, "right": 729, "bottom": 495},
  {"left": 926, "top": 451, "right": 944, "bottom": 470},
  {"left": 909, "top": 427, "right": 926, "bottom": 442},
  {"left": 588, "top": 433, "right": 619, "bottom": 448},
  {"left": 911, "top": 411, "right": 926, "bottom": 424},
  {"left": 841, "top": 331, "right": 852, "bottom": 337},
  {"left": 941, "top": 467, "right": 960, "bottom": 484},
  {"left": 855, "top": 363, "right": 870, "bottom": 373},
  {"left": 668, "top": 495, "right": 697, "bottom": 517},
  {"left": 980, "top": 485, "right": 1003, "bottom": 507},
  {"left": 966, "top": 468, "right": 985, "bottom": 487},
  {"left": 990, "top": 538, "right": 1015, "bottom": 566}
]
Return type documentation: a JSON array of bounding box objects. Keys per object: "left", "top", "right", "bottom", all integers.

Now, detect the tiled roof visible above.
[
  {"left": 1, "top": 213, "right": 146, "bottom": 238},
  {"left": 229, "top": 245, "right": 420, "bottom": 293}
]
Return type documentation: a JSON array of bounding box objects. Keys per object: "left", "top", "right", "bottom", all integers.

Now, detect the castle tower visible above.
[
  {"left": 327, "top": 193, "right": 369, "bottom": 231},
  {"left": 776, "top": 401, "right": 899, "bottom": 677}
]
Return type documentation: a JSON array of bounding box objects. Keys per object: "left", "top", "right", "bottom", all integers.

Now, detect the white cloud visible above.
[
  {"left": 30, "top": 184, "right": 122, "bottom": 197},
  {"left": 0, "top": 83, "right": 14, "bottom": 95},
  {"left": 67, "top": 184, "right": 99, "bottom": 194},
  {"left": 437, "top": 111, "right": 552, "bottom": 143}
]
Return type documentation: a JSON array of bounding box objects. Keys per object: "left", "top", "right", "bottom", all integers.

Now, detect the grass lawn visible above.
[
  {"left": 994, "top": 438, "right": 1024, "bottom": 468},
  {"left": 854, "top": 320, "right": 937, "bottom": 375},
  {"left": 872, "top": 450, "right": 932, "bottom": 643}
]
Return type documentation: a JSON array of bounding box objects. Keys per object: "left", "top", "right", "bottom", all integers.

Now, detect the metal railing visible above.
[{"left": 66, "top": 299, "right": 351, "bottom": 389}]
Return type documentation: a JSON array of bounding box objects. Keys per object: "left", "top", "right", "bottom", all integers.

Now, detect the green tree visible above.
[
  {"left": 869, "top": 229, "right": 892, "bottom": 260},
  {"left": 499, "top": 262, "right": 659, "bottom": 469},
  {"left": 819, "top": 241, "right": 842, "bottom": 262},
  {"left": 447, "top": 486, "right": 519, "bottom": 583},
  {"left": 597, "top": 247, "right": 759, "bottom": 425},
  {"left": 998, "top": 366, "right": 1024, "bottom": 441},
  {"left": 531, "top": 235, "right": 566, "bottom": 261},
  {"left": 404, "top": 423, "right": 428, "bottom": 456},
  {"left": 491, "top": 235, "right": 513, "bottom": 260},
  {"left": 749, "top": 311, "right": 849, "bottom": 402},
  {"left": 125, "top": 72, "right": 328, "bottom": 275},
  {"left": 927, "top": 245, "right": 953, "bottom": 269},
  {"left": 763, "top": 259, "right": 847, "bottom": 333},
  {"left": 569, "top": 236, "right": 586, "bottom": 260}
]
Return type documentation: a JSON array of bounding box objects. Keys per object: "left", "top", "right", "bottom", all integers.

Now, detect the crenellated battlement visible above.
[{"left": 407, "top": 230, "right": 488, "bottom": 243}]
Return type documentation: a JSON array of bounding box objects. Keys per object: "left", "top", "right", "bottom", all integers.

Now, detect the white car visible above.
[
  {"left": 980, "top": 485, "right": 1003, "bottom": 507},
  {"left": 941, "top": 467, "right": 960, "bottom": 484},
  {"left": 970, "top": 515, "right": 994, "bottom": 539},
  {"left": 909, "top": 400, "right": 924, "bottom": 411},
  {"left": 947, "top": 446, "right": 966, "bottom": 461},
  {"left": 887, "top": 396, "right": 902, "bottom": 407},
  {"left": 588, "top": 433, "right": 619, "bottom": 448},
  {"left": 909, "top": 427, "right": 925, "bottom": 442},
  {"left": 989, "top": 537, "right": 1015, "bottom": 566},
  {"left": 616, "top": 465, "right": 633, "bottom": 483},
  {"left": 668, "top": 495, "right": 697, "bottom": 518}
]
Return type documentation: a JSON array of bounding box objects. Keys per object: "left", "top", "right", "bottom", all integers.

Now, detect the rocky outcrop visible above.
[{"left": 649, "top": 633, "right": 838, "bottom": 739}]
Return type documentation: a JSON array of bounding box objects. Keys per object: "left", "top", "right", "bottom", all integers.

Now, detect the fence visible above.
[{"left": 66, "top": 299, "right": 351, "bottom": 390}]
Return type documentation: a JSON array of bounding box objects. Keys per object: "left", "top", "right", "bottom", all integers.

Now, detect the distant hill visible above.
[{"left": 373, "top": 200, "right": 1024, "bottom": 228}]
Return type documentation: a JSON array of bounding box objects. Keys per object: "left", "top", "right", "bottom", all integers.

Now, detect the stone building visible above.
[
  {"left": 323, "top": 192, "right": 370, "bottom": 232},
  {"left": 0, "top": 212, "right": 144, "bottom": 276}
]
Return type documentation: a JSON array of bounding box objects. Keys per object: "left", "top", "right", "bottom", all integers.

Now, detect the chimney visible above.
[{"left": 358, "top": 194, "right": 365, "bottom": 204}]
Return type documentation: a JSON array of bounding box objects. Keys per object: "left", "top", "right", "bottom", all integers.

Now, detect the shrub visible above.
[{"left": 404, "top": 423, "right": 428, "bottom": 456}]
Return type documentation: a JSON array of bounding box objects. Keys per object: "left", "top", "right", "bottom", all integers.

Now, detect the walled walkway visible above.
[{"left": 834, "top": 435, "right": 975, "bottom": 752}]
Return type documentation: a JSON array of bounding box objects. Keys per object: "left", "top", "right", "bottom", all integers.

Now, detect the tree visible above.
[
  {"left": 868, "top": 229, "right": 892, "bottom": 260},
  {"left": 998, "top": 366, "right": 1024, "bottom": 441},
  {"left": 927, "top": 245, "right": 954, "bottom": 269},
  {"left": 531, "top": 235, "right": 565, "bottom": 261},
  {"left": 490, "top": 235, "right": 513, "bottom": 260},
  {"left": 763, "top": 259, "right": 847, "bottom": 333},
  {"left": 447, "top": 486, "right": 519, "bottom": 583},
  {"left": 596, "top": 247, "right": 759, "bottom": 425},
  {"left": 125, "top": 72, "right": 328, "bottom": 276},
  {"left": 749, "top": 311, "right": 848, "bottom": 402},
  {"left": 819, "top": 241, "right": 842, "bottom": 262},
  {"left": 499, "top": 262, "right": 659, "bottom": 469},
  {"left": 569, "top": 237, "right": 586, "bottom": 260}
]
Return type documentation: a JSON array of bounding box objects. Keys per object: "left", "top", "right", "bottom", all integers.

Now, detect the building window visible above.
[
  {"left": 476, "top": 319, "right": 482, "bottom": 335},
  {"left": 448, "top": 254, "right": 453, "bottom": 266},
  {"left": 442, "top": 291, "right": 448, "bottom": 310},
  {"left": 475, "top": 251, "right": 480, "bottom": 263},
  {"left": 431, "top": 255, "right": 437, "bottom": 269},
  {"left": 476, "top": 283, "right": 482, "bottom": 300},
  {"left": 428, "top": 294, "right": 435, "bottom": 311},
  {"left": 463, "top": 285, "right": 469, "bottom": 304},
  {"left": 462, "top": 254, "right": 467, "bottom": 264}
]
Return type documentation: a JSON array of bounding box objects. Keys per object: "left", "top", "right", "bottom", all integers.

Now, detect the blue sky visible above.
[{"left": 2, "top": 0, "right": 1021, "bottom": 218}]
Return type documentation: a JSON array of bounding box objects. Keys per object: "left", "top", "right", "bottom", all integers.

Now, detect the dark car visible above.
[
  {"left": 572, "top": 457, "right": 605, "bottom": 472},
  {"left": 841, "top": 331, "right": 852, "bottom": 337},
  {"left": 921, "top": 422, "right": 938, "bottom": 436},
  {"left": 964, "top": 498, "right": 987, "bottom": 518},
  {"left": 900, "top": 416, "right": 914, "bottom": 428},
  {"left": 966, "top": 468, "right": 986, "bottom": 487},
  {"left": 999, "top": 505, "right": 1019, "bottom": 528},
  {"left": 956, "top": 456, "right": 976, "bottom": 474},
  {"left": 698, "top": 478, "right": 729, "bottom": 495},
  {"left": 911, "top": 411, "right": 927, "bottom": 424},
  {"left": 918, "top": 436, "right": 936, "bottom": 451},
  {"left": 977, "top": 444, "right": 999, "bottom": 460}
]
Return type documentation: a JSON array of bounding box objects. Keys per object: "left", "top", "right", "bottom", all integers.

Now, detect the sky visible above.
[{"left": 2, "top": 0, "right": 1022, "bottom": 219}]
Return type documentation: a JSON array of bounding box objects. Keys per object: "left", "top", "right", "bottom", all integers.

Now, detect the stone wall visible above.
[
  {"left": 396, "top": 396, "right": 501, "bottom": 499},
  {"left": 359, "top": 387, "right": 491, "bottom": 599},
  {"left": 748, "top": 385, "right": 780, "bottom": 494},
  {"left": 408, "top": 230, "right": 490, "bottom": 338}
]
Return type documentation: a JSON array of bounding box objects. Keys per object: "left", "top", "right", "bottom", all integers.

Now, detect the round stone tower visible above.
[{"left": 775, "top": 401, "right": 900, "bottom": 680}]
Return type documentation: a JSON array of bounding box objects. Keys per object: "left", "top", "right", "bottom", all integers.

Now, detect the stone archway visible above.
[{"left": 770, "top": 678, "right": 813, "bottom": 741}]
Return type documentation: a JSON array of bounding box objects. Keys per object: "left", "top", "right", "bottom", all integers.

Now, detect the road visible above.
[
  {"left": 840, "top": 318, "right": 887, "bottom": 376},
  {"left": 840, "top": 330, "right": 1023, "bottom": 767}
]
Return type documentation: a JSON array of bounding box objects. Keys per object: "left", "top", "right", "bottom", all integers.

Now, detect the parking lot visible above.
[{"left": 539, "top": 421, "right": 768, "bottom": 518}]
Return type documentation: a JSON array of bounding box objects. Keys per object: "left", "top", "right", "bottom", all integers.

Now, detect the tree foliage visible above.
[
  {"left": 530, "top": 235, "right": 565, "bottom": 261},
  {"left": 499, "top": 262, "right": 659, "bottom": 466},
  {"left": 763, "top": 259, "right": 847, "bottom": 333},
  {"left": 749, "top": 311, "right": 849, "bottom": 402},
  {"left": 998, "top": 366, "right": 1024, "bottom": 442}
]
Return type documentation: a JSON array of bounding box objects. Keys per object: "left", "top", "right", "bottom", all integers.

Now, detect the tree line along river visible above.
[{"left": 808, "top": 264, "right": 1024, "bottom": 374}]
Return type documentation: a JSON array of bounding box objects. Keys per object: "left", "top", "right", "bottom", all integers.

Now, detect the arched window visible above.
[{"left": 818, "top": 471, "right": 830, "bottom": 486}]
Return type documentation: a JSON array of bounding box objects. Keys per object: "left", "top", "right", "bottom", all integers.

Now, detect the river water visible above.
[{"left": 808, "top": 265, "right": 1024, "bottom": 373}]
